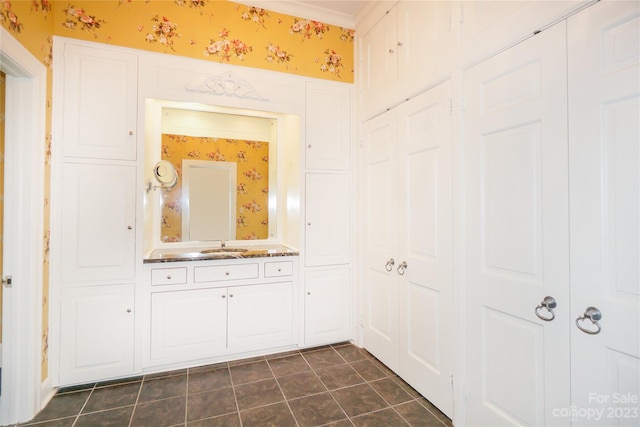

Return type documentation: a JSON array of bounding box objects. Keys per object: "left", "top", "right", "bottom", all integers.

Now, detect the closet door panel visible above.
[
  {"left": 397, "top": 82, "right": 454, "bottom": 417},
  {"left": 362, "top": 112, "right": 400, "bottom": 371},
  {"left": 568, "top": 2, "right": 640, "bottom": 423},
  {"left": 464, "top": 22, "right": 570, "bottom": 426}
]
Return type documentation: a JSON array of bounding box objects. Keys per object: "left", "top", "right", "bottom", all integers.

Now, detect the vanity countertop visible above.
[{"left": 144, "top": 244, "right": 299, "bottom": 264}]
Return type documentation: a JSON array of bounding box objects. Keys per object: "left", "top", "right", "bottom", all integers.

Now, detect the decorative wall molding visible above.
[{"left": 186, "top": 72, "right": 269, "bottom": 101}]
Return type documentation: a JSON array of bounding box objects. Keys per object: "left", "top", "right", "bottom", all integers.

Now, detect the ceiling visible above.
[{"left": 234, "top": 0, "right": 374, "bottom": 28}]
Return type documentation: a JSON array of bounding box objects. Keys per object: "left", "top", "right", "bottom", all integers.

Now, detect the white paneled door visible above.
[
  {"left": 464, "top": 22, "right": 570, "bottom": 426},
  {"left": 362, "top": 111, "right": 400, "bottom": 371},
  {"left": 363, "top": 81, "right": 453, "bottom": 417},
  {"left": 396, "top": 82, "right": 453, "bottom": 418},
  {"left": 568, "top": 2, "right": 640, "bottom": 425}
]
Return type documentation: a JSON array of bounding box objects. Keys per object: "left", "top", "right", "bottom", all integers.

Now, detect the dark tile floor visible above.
[{"left": 18, "top": 343, "right": 453, "bottom": 427}]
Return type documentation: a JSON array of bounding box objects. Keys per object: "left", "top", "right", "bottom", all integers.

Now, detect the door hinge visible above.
[{"left": 2, "top": 275, "right": 12, "bottom": 287}]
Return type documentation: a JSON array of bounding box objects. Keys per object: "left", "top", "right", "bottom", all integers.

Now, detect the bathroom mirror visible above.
[{"left": 144, "top": 99, "right": 286, "bottom": 247}]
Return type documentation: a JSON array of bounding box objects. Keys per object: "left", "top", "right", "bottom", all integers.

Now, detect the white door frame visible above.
[{"left": 0, "top": 27, "right": 48, "bottom": 425}]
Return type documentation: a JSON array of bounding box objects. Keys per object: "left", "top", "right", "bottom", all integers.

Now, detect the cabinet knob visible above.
[
  {"left": 127, "top": 225, "right": 133, "bottom": 230},
  {"left": 166, "top": 275, "right": 172, "bottom": 280},
  {"left": 225, "top": 272, "right": 230, "bottom": 276},
  {"left": 222, "top": 295, "right": 226, "bottom": 299},
  {"left": 397, "top": 41, "right": 403, "bottom": 47},
  {"left": 126, "top": 308, "right": 132, "bottom": 313},
  {"left": 307, "top": 222, "right": 311, "bottom": 226},
  {"left": 129, "top": 131, "right": 134, "bottom": 136},
  {"left": 307, "top": 291, "right": 311, "bottom": 295},
  {"left": 308, "top": 144, "right": 312, "bottom": 148},
  {"left": 229, "top": 294, "right": 234, "bottom": 298},
  {"left": 388, "top": 48, "right": 394, "bottom": 54}
]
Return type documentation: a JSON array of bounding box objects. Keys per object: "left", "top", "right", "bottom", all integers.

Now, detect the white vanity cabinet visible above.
[{"left": 144, "top": 257, "right": 298, "bottom": 369}]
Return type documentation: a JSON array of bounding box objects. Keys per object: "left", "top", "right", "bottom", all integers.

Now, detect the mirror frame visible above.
[{"left": 144, "top": 98, "right": 292, "bottom": 251}]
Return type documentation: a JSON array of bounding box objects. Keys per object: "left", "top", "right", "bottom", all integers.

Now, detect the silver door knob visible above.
[
  {"left": 576, "top": 306, "right": 602, "bottom": 334},
  {"left": 397, "top": 261, "right": 407, "bottom": 275},
  {"left": 385, "top": 258, "right": 395, "bottom": 272},
  {"left": 535, "top": 296, "right": 557, "bottom": 321}
]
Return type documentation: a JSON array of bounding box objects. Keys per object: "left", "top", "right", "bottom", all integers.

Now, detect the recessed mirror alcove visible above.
[{"left": 143, "top": 98, "right": 300, "bottom": 255}]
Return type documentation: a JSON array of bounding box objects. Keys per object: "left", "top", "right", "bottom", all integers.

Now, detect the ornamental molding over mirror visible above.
[{"left": 186, "top": 72, "right": 269, "bottom": 101}]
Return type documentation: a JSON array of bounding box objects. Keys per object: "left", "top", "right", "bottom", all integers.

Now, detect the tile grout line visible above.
[
  {"left": 265, "top": 355, "right": 301, "bottom": 427},
  {"left": 127, "top": 375, "right": 145, "bottom": 427}
]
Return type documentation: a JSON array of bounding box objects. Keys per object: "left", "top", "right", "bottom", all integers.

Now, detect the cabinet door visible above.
[
  {"left": 227, "top": 282, "right": 295, "bottom": 350},
  {"left": 397, "top": 1, "right": 452, "bottom": 92},
  {"left": 397, "top": 82, "right": 453, "bottom": 418},
  {"left": 305, "top": 173, "right": 351, "bottom": 266},
  {"left": 360, "top": 6, "right": 397, "bottom": 112},
  {"left": 150, "top": 288, "right": 227, "bottom": 362},
  {"left": 305, "top": 82, "right": 351, "bottom": 170},
  {"left": 60, "top": 163, "right": 136, "bottom": 284},
  {"left": 59, "top": 284, "right": 135, "bottom": 385},
  {"left": 304, "top": 267, "right": 351, "bottom": 346},
  {"left": 63, "top": 44, "right": 137, "bottom": 160},
  {"left": 361, "top": 111, "right": 400, "bottom": 372},
  {"left": 464, "top": 22, "right": 570, "bottom": 426},
  {"left": 568, "top": 2, "right": 640, "bottom": 422}
]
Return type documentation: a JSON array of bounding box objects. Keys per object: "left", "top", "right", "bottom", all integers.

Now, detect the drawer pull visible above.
[
  {"left": 166, "top": 275, "right": 172, "bottom": 280},
  {"left": 229, "top": 294, "right": 234, "bottom": 298},
  {"left": 222, "top": 295, "right": 226, "bottom": 299},
  {"left": 225, "top": 272, "right": 230, "bottom": 276}
]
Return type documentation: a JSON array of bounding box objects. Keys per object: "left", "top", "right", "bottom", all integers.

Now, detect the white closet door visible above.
[
  {"left": 362, "top": 111, "right": 400, "bottom": 371},
  {"left": 464, "top": 22, "right": 570, "bottom": 426},
  {"left": 397, "top": 82, "right": 453, "bottom": 418},
  {"left": 568, "top": 2, "right": 640, "bottom": 425}
]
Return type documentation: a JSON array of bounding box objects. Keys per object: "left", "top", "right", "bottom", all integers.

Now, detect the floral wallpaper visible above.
[
  {"left": 0, "top": 0, "right": 353, "bottom": 383},
  {"left": 160, "top": 134, "right": 270, "bottom": 241},
  {"left": 1, "top": 1, "right": 354, "bottom": 82}
]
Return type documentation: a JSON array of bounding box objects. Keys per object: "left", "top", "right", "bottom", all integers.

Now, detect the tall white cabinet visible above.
[
  {"left": 53, "top": 42, "right": 139, "bottom": 385},
  {"left": 302, "top": 81, "right": 353, "bottom": 346}
]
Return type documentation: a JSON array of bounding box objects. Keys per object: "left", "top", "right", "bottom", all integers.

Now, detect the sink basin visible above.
[{"left": 200, "top": 247, "right": 249, "bottom": 254}]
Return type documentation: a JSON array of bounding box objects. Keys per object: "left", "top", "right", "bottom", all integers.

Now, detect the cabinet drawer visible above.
[
  {"left": 194, "top": 263, "right": 259, "bottom": 283},
  {"left": 264, "top": 261, "right": 293, "bottom": 277},
  {"left": 151, "top": 267, "right": 187, "bottom": 286}
]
